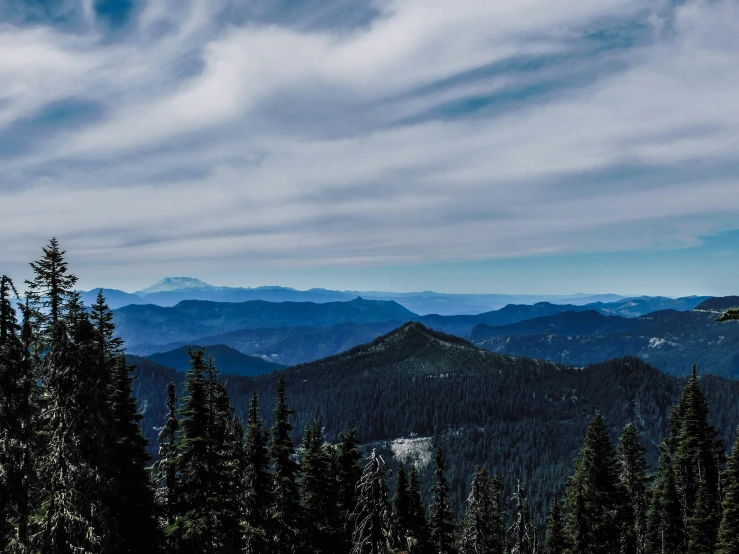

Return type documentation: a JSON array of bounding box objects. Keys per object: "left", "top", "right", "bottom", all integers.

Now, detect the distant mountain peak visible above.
[{"left": 136, "top": 277, "right": 214, "bottom": 295}]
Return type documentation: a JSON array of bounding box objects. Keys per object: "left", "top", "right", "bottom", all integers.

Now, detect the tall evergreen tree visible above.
[
  {"left": 174, "top": 347, "right": 212, "bottom": 553},
  {"left": 108, "top": 355, "right": 160, "bottom": 553},
  {"left": 716, "top": 427, "right": 739, "bottom": 554},
  {"left": 242, "top": 389, "right": 272, "bottom": 554},
  {"left": 0, "top": 276, "right": 35, "bottom": 552},
  {"left": 646, "top": 448, "right": 683, "bottom": 554},
  {"left": 269, "top": 376, "right": 302, "bottom": 554},
  {"left": 407, "top": 463, "right": 431, "bottom": 553},
  {"left": 392, "top": 462, "right": 415, "bottom": 552},
  {"left": 155, "top": 382, "right": 180, "bottom": 543},
  {"left": 351, "top": 449, "right": 394, "bottom": 554},
  {"left": 429, "top": 448, "right": 457, "bottom": 554},
  {"left": 511, "top": 483, "right": 539, "bottom": 554},
  {"left": 336, "top": 427, "right": 363, "bottom": 551},
  {"left": 24, "top": 238, "right": 78, "bottom": 345},
  {"left": 300, "top": 420, "right": 338, "bottom": 554},
  {"left": 544, "top": 497, "right": 566, "bottom": 554},
  {"left": 460, "top": 466, "right": 504, "bottom": 554},
  {"left": 89, "top": 290, "right": 123, "bottom": 363},
  {"left": 617, "top": 424, "right": 650, "bottom": 554},
  {"left": 564, "top": 414, "right": 626, "bottom": 554}
]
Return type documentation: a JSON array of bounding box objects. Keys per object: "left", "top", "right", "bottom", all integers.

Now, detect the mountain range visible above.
[{"left": 142, "top": 344, "right": 284, "bottom": 377}]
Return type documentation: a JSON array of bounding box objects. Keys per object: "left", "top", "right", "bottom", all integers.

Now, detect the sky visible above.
[{"left": 1, "top": 0, "right": 739, "bottom": 296}]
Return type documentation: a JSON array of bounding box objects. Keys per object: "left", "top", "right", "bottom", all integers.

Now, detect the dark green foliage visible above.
[
  {"left": 392, "top": 463, "right": 414, "bottom": 551},
  {"left": 24, "top": 237, "right": 78, "bottom": 344},
  {"left": 407, "top": 464, "right": 431, "bottom": 552},
  {"left": 0, "top": 276, "right": 35, "bottom": 552},
  {"left": 511, "top": 483, "right": 539, "bottom": 554},
  {"left": 351, "top": 449, "right": 394, "bottom": 554},
  {"left": 154, "top": 382, "right": 180, "bottom": 537},
  {"left": 429, "top": 448, "right": 457, "bottom": 554},
  {"left": 617, "top": 424, "right": 650, "bottom": 554},
  {"left": 336, "top": 428, "right": 364, "bottom": 551},
  {"left": 242, "top": 389, "right": 272, "bottom": 554},
  {"left": 300, "top": 420, "right": 339, "bottom": 553},
  {"left": 544, "top": 497, "right": 566, "bottom": 554},
  {"left": 564, "top": 414, "right": 626, "bottom": 554},
  {"left": 460, "top": 466, "right": 505, "bottom": 554},
  {"left": 645, "top": 449, "right": 683, "bottom": 554},
  {"left": 108, "top": 355, "right": 160, "bottom": 553},
  {"left": 717, "top": 428, "right": 739, "bottom": 554},
  {"left": 269, "top": 376, "right": 302, "bottom": 553}
]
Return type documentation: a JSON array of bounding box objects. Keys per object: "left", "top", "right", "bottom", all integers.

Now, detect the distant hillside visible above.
[
  {"left": 694, "top": 296, "right": 739, "bottom": 312},
  {"left": 115, "top": 297, "right": 417, "bottom": 352},
  {"left": 138, "top": 320, "right": 404, "bottom": 365},
  {"left": 130, "top": 322, "right": 739, "bottom": 522},
  {"left": 78, "top": 288, "right": 146, "bottom": 309},
  {"left": 471, "top": 309, "right": 739, "bottom": 377},
  {"left": 146, "top": 344, "right": 283, "bottom": 376}
]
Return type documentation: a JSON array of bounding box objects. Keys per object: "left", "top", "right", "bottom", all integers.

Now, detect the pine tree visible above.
[
  {"left": 617, "top": 424, "right": 650, "bottom": 554},
  {"left": 0, "top": 275, "right": 35, "bottom": 552},
  {"left": 174, "top": 347, "right": 212, "bottom": 552},
  {"left": 34, "top": 321, "right": 112, "bottom": 553},
  {"left": 242, "top": 389, "right": 272, "bottom": 554},
  {"left": 564, "top": 414, "right": 626, "bottom": 554},
  {"left": 337, "top": 427, "right": 363, "bottom": 551},
  {"left": 460, "top": 466, "right": 503, "bottom": 554},
  {"left": 24, "top": 238, "right": 78, "bottom": 345},
  {"left": 155, "top": 382, "right": 180, "bottom": 543},
  {"left": 406, "top": 463, "right": 430, "bottom": 553},
  {"left": 351, "top": 449, "right": 394, "bottom": 554},
  {"left": 269, "top": 376, "right": 302, "bottom": 554},
  {"left": 108, "top": 355, "right": 160, "bottom": 553},
  {"left": 716, "top": 427, "right": 739, "bottom": 554},
  {"left": 646, "top": 447, "right": 683, "bottom": 554},
  {"left": 392, "top": 462, "right": 414, "bottom": 551},
  {"left": 511, "top": 483, "right": 538, "bottom": 554},
  {"left": 429, "top": 448, "right": 457, "bottom": 554},
  {"left": 544, "top": 497, "right": 566, "bottom": 554},
  {"left": 89, "top": 290, "right": 123, "bottom": 363},
  {"left": 300, "top": 420, "right": 337, "bottom": 554}
]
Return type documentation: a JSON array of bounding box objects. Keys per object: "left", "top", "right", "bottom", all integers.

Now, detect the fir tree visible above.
[
  {"left": 716, "top": 427, "right": 739, "bottom": 554},
  {"left": 89, "top": 290, "right": 123, "bottom": 363},
  {"left": 24, "top": 238, "right": 78, "bottom": 345},
  {"left": 460, "top": 466, "right": 504, "bottom": 554},
  {"left": 429, "top": 448, "right": 457, "bottom": 554},
  {"left": 511, "top": 483, "right": 538, "bottom": 554},
  {"left": 336, "top": 427, "right": 363, "bottom": 550},
  {"left": 300, "top": 420, "right": 338, "bottom": 554},
  {"left": 401, "top": 463, "right": 431, "bottom": 554},
  {"left": 108, "top": 355, "right": 160, "bottom": 553},
  {"left": 544, "top": 497, "right": 566, "bottom": 554},
  {"left": 564, "top": 414, "right": 626, "bottom": 554},
  {"left": 617, "top": 424, "right": 650, "bottom": 554},
  {"left": 351, "top": 449, "right": 394, "bottom": 554},
  {"left": 269, "top": 376, "right": 302, "bottom": 554},
  {"left": 646, "top": 448, "right": 683, "bottom": 554},
  {"left": 0, "top": 275, "right": 35, "bottom": 552},
  {"left": 242, "top": 389, "right": 272, "bottom": 554},
  {"left": 392, "top": 462, "right": 414, "bottom": 552},
  {"left": 155, "top": 382, "right": 180, "bottom": 543}
]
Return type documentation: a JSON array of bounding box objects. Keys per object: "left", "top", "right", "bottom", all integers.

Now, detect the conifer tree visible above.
[
  {"left": 460, "top": 466, "right": 503, "bottom": 554},
  {"left": 174, "top": 347, "right": 212, "bottom": 552},
  {"left": 90, "top": 290, "right": 123, "bottom": 363},
  {"left": 617, "top": 424, "right": 650, "bottom": 554},
  {"left": 351, "top": 449, "right": 394, "bottom": 554},
  {"left": 429, "top": 448, "right": 457, "bottom": 554},
  {"left": 406, "top": 463, "right": 430, "bottom": 553},
  {"left": 716, "top": 427, "right": 739, "bottom": 554},
  {"left": 34, "top": 322, "right": 111, "bottom": 553},
  {"left": 24, "top": 238, "right": 78, "bottom": 345},
  {"left": 242, "top": 389, "right": 272, "bottom": 554},
  {"left": 300, "top": 420, "right": 337, "bottom": 553},
  {"left": 544, "top": 497, "right": 566, "bottom": 554},
  {"left": 269, "top": 376, "right": 302, "bottom": 553},
  {"left": 511, "top": 483, "right": 538, "bottom": 554},
  {"left": 155, "top": 382, "right": 180, "bottom": 543},
  {"left": 0, "top": 275, "right": 35, "bottom": 552},
  {"left": 337, "top": 427, "right": 363, "bottom": 550},
  {"left": 646, "top": 448, "right": 683, "bottom": 554},
  {"left": 392, "top": 462, "right": 415, "bottom": 551},
  {"left": 564, "top": 414, "right": 626, "bottom": 554},
  {"left": 108, "top": 355, "right": 160, "bottom": 553}
]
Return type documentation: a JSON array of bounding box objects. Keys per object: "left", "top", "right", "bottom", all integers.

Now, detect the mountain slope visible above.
[
  {"left": 146, "top": 344, "right": 284, "bottom": 376},
  {"left": 472, "top": 308, "right": 739, "bottom": 377},
  {"left": 115, "top": 297, "right": 417, "bottom": 351},
  {"left": 130, "top": 323, "right": 739, "bottom": 522}
]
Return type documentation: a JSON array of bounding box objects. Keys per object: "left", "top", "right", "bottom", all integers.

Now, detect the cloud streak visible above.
[{"left": 1, "top": 0, "right": 738, "bottom": 291}]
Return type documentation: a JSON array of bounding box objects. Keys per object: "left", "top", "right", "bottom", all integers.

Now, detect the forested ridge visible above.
[{"left": 3, "top": 239, "right": 739, "bottom": 554}]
